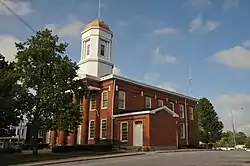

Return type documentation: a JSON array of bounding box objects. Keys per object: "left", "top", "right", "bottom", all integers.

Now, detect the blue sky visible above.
[{"left": 1, "top": 0, "right": 250, "bottom": 134}]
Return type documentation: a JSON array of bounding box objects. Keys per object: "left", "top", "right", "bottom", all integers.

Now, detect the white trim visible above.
[
  {"left": 88, "top": 120, "right": 95, "bottom": 140},
  {"left": 120, "top": 121, "right": 128, "bottom": 142},
  {"left": 100, "top": 74, "right": 198, "bottom": 101},
  {"left": 101, "top": 91, "right": 108, "bottom": 109},
  {"left": 184, "top": 98, "right": 189, "bottom": 145},
  {"left": 180, "top": 123, "right": 185, "bottom": 139},
  {"left": 170, "top": 102, "right": 175, "bottom": 112},
  {"left": 89, "top": 86, "right": 101, "bottom": 90},
  {"left": 100, "top": 119, "right": 107, "bottom": 139},
  {"left": 118, "top": 91, "right": 126, "bottom": 109},
  {"left": 113, "top": 106, "right": 179, "bottom": 118},
  {"left": 111, "top": 80, "right": 116, "bottom": 140},
  {"left": 145, "top": 96, "right": 151, "bottom": 108}
]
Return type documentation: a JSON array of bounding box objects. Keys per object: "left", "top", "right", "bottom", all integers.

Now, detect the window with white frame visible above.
[
  {"left": 89, "top": 120, "right": 95, "bottom": 139},
  {"left": 158, "top": 99, "right": 164, "bottom": 107},
  {"left": 118, "top": 91, "right": 126, "bottom": 109},
  {"left": 170, "top": 102, "right": 175, "bottom": 112},
  {"left": 100, "top": 119, "right": 107, "bottom": 139},
  {"left": 180, "top": 104, "right": 185, "bottom": 119},
  {"left": 120, "top": 122, "right": 128, "bottom": 142},
  {"left": 86, "top": 44, "right": 90, "bottom": 55},
  {"left": 145, "top": 97, "right": 151, "bottom": 108},
  {"left": 90, "top": 94, "right": 96, "bottom": 110},
  {"left": 180, "top": 123, "right": 185, "bottom": 139},
  {"left": 101, "top": 91, "right": 108, "bottom": 109},
  {"left": 100, "top": 44, "right": 105, "bottom": 56},
  {"left": 189, "top": 107, "right": 194, "bottom": 120}
]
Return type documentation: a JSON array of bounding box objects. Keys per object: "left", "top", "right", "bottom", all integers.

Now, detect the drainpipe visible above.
[
  {"left": 184, "top": 98, "right": 189, "bottom": 145},
  {"left": 111, "top": 79, "right": 116, "bottom": 143}
]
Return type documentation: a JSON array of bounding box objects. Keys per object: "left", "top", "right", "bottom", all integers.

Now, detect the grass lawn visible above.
[{"left": 0, "top": 150, "right": 125, "bottom": 166}]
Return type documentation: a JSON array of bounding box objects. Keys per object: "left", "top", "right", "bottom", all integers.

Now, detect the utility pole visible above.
[{"left": 231, "top": 109, "right": 236, "bottom": 147}]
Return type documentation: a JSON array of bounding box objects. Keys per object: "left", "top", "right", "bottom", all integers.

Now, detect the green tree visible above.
[
  {"left": 235, "top": 132, "right": 247, "bottom": 145},
  {"left": 196, "top": 97, "right": 224, "bottom": 148},
  {"left": 14, "top": 29, "right": 89, "bottom": 154},
  {"left": 0, "top": 54, "right": 26, "bottom": 137},
  {"left": 245, "top": 137, "right": 250, "bottom": 149}
]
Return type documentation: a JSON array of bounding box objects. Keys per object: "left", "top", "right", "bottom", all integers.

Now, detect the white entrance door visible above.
[{"left": 133, "top": 121, "right": 143, "bottom": 147}]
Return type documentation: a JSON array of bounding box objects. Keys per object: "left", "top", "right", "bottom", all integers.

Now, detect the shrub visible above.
[
  {"left": 52, "top": 144, "right": 113, "bottom": 153},
  {"left": 0, "top": 148, "right": 21, "bottom": 154}
]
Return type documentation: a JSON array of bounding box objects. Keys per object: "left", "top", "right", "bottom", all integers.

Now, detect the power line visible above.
[{"left": 0, "top": 0, "right": 36, "bottom": 33}]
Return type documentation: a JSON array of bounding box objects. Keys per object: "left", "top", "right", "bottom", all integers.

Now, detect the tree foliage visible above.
[
  {"left": 0, "top": 54, "right": 27, "bottom": 137},
  {"left": 245, "top": 137, "right": 250, "bottom": 149},
  {"left": 216, "top": 131, "right": 248, "bottom": 147},
  {"left": 14, "top": 29, "right": 89, "bottom": 152},
  {"left": 196, "top": 97, "right": 224, "bottom": 145}
]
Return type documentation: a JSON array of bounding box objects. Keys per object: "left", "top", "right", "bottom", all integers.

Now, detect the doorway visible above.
[{"left": 133, "top": 121, "right": 143, "bottom": 147}]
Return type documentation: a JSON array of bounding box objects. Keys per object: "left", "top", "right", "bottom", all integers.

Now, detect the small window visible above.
[
  {"left": 90, "top": 94, "right": 96, "bottom": 110},
  {"left": 118, "top": 91, "right": 126, "bottom": 109},
  {"left": 89, "top": 120, "right": 95, "bottom": 139},
  {"left": 180, "top": 123, "right": 185, "bottom": 139},
  {"left": 17, "top": 129, "right": 20, "bottom": 135},
  {"left": 158, "top": 99, "right": 163, "bottom": 107},
  {"left": 86, "top": 44, "right": 90, "bottom": 55},
  {"left": 180, "top": 104, "right": 185, "bottom": 119},
  {"left": 145, "top": 97, "right": 151, "bottom": 109},
  {"left": 21, "top": 129, "right": 24, "bottom": 136},
  {"left": 170, "top": 102, "right": 175, "bottom": 112},
  {"left": 120, "top": 122, "right": 128, "bottom": 142},
  {"left": 101, "top": 91, "right": 108, "bottom": 109},
  {"left": 100, "top": 119, "right": 107, "bottom": 139},
  {"left": 100, "top": 44, "right": 105, "bottom": 56},
  {"left": 189, "top": 107, "right": 194, "bottom": 120}
]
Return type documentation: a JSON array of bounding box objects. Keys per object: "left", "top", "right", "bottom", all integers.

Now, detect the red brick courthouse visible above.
[{"left": 48, "top": 19, "right": 199, "bottom": 150}]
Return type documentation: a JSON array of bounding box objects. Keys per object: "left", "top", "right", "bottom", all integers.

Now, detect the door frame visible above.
[{"left": 133, "top": 120, "right": 143, "bottom": 147}]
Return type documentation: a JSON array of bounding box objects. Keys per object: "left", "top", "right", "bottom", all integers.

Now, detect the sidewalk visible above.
[{"left": 11, "top": 149, "right": 213, "bottom": 166}]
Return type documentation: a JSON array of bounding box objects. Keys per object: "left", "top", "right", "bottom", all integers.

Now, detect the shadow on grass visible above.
[{"left": 0, "top": 150, "right": 125, "bottom": 166}]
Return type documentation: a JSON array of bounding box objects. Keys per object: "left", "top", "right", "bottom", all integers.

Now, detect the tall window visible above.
[
  {"left": 170, "top": 102, "right": 175, "bottom": 112},
  {"left": 145, "top": 97, "right": 151, "bottom": 109},
  {"left": 100, "top": 44, "right": 105, "bottom": 56},
  {"left": 180, "top": 123, "right": 185, "bottom": 139},
  {"left": 180, "top": 104, "right": 185, "bottom": 119},
  {"left": 118, "top": 91, "right": 126, "bottom": 109},
  {"left": 101, "top": 91, "right": 108, "bottom": 109},
  {"left": 86, "top": 44, "right": 90, "bottom": 55},
  {"left": 89, "top": 120, "right": 95, "bottom": 139},
  {"left": 90, "top": 94, "right": 96, "bottom": 110},
  {"left": 120, "top": 122, "right": 128, "bottom": 142},
  {"left": 100, "top": 119, "right": 107, "bottom": 139},
  {"left": 189, "top": 107, "right": 194, "bottom": 120},
  {"left": 158, "top": 99, "right": 163, "bottom": 107}
]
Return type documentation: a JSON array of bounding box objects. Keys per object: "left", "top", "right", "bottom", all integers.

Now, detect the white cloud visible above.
[
  {"left": 153, "top": 47, "right": 177, "bottom": 64},
  {"left": 242, "top": 40, "right": 250, "bottom": 48},
  {"left": 0, "top": 35, "right": 20, "bottom": 62},
  {"left": 113, "top": 66, "right": 122, "bottom": 76},
  {"left": 222, "top": 0, "right": 239, "bottom": 10},
  {"left": 211, "top": 45, "right": 250, "bottom": 69},
  {"left": 213, "top": 93, "right": 250, "bottom": 135},
  {"left": 189, "top": 15, "right": 220, "bottom": 33},
  {"left": 0, "top": 0, "right": 33, "bottom": 15},
  {"left": 186, "top": 0, "right": 211, "bottom": 9},
  {"left": 152, "top": 27, "right": 178, "bottom": 36},
  {"left": 144, "top": 72, "right": 160, "bottom": 81},
  {"left": 44, "top": 21, "right": 85, "bottom": 40},
  {"left": 157, "top": 83, "right": 178, "bottom": 92}
]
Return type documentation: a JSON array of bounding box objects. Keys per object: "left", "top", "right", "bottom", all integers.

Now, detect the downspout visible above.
[
  {"left": 111, "top": 79, "right": 116, "bottom": 143},
  {"left": 184, "top": 98, "right": 189, "bottom": 145}
]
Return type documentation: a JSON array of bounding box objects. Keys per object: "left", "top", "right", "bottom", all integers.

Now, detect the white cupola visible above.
[{"left": 77, "top": 19, "right": 114, "bottom": 78}]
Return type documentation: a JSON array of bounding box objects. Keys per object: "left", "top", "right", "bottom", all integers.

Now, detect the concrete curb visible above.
[
  {"left": 14, "top": 153, "right": 145, "bottom": 166},
  {"left": 156, "top": 149, "right": 215, "bottom": 153}
]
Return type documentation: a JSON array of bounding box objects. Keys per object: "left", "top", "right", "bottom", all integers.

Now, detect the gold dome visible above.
[{"left": 84, "top": 19, "right": 111, "bottom": 31}]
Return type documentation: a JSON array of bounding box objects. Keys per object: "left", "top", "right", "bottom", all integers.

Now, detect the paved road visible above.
[{"left": 51, "top": 151, "right": 250, "bottom": 166}]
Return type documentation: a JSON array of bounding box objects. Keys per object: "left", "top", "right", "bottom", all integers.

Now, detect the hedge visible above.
[{"left": 52, "top": 144, "right": 113, "bottom": 153}]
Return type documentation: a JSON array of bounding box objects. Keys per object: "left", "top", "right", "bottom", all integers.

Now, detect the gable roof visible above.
[{"left": 113, "top": 106, "right": 179, "bottom": 118}]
